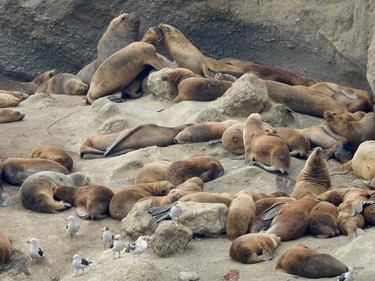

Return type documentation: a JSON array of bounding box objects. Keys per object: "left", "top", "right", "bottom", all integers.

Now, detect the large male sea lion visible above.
[
  {"left": 31, "top": 145, "right": 73, "bottom": 172},
  {"left": 0, "top": 108, "right": 25, "bottom": 123},
  {"left": 35, "top": 73, "right": 88, "bottom": 95},
  {"left": 79, "top": 123, "right": 191, "bottom": 159},
  {"left": 0, "top": 230, "right": 12, "bottom": 265}
]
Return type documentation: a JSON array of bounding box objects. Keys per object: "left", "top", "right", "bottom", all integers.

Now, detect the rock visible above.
[
  {"left": 142, "top": 69, "right": 177, "bottom": 101},
  {"left": 180, "top": 271, "right": 200, "bottom": 281}
]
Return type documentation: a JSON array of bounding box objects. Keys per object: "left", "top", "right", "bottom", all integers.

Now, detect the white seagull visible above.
[
  {"left": 102, "top": 226, "right": 114, "bottom": 248},
  {"left": 66, "top": 215, "right": 80, "bottom": 242},
  {"left": 337, "top": 267, "right": 354, "bottom": 281},
  {"left": 27, "top": 238, "right": 44, "bottom": 267},
  {"left": 125, "top": 236, "right": 149, "bottom": 261},
  {"left": 72, "top": 254, "right": 92, "bottom": 277},
  {"left": 111, "top": 234, "right": 125, "bottom": 259},
  {"left": 169, "top": 203, "right": 182, "bottom": 226}
]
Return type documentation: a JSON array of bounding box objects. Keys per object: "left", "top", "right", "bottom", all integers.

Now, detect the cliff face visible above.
[{"left": 0, "top": 0, "right": 374, "bottom": 93}]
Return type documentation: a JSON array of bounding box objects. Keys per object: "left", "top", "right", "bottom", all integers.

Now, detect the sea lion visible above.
[
  {"left": 308, "top": 201, "right": 339, "bottom": 238},
  {"left": 333, "top": 141, "right": 356, "bottom": 163},
  {"left": 178, "top": 191, "right": 234, "bottom": 207},
  {"left": 0, "top": 230, "right": 12, "bottom": 265},
  {"left": 229, "top": 233, "right": 281, "bottom": 264},
  {"left": 53, "top": 184, "right": 114, "bottom": 220},
  {"left": 0, "top": 69, "right": 56, "bottom": 94},
  {"left": 266, "top": 195, "right": 318, "bottom": 241},
  {"left": 220, "top": 57, "right": 317, "bottom": 86},
  {"left": 299, "top": 124, "right": 346, "bottom": 149},
  {"left": 77, "top": 12, "right": 141, "bottom": 85},
  {"left": 134, "top": 161, "right": 172, "bottom": 184},
  {"left": 0, "top": 108, "right": 25, "bottom": 123},
  {"left": 160, "top": 67, "right": 233, "bottom": 103},
  {"left": 31, "top": 145, "right": 73, "bottom": 172},
  {"left": 174, "top": 120, "right": 239, "bottom": 144},
  {"left": 275, "top": 243, "right": 348, "bottom": 278},
  {"left": 318, "top": 187, "right": 375, "bottom": 207},
  {"left": 221, "top": 123, "right": 245, "bottom": 155},
  {"left": 164, "top": 155, "right": 224, "bottom": 186},
  {"left": 167, "top": 177, "right": 204, "bottom": 202},
  {"left": 109, "top": 181, "right": 175, "bottom": 220},
  {"left": 79, "top": 123, "right": 191, "bottom": 159},
  {"left": 86, "top": 41, "right": 175, "bottom": 104},
  {"left": 156, "top": 23, "right": 243, "bottom": 78},
  {"left": 2, "top": 157, "right": 69, "bottom": 185},
  {"left": 243, "top": 113, "right": 290, "bottom": 174},
  {"left": 226, "top": 190, "right": 256, "bottom": 241},
  {"left": 363, "top": 204, "right": 375, "bottom": 225},
  {"left": 324, "top": 110, "right": 375, "bottom": 147},
  {"left": 0, "top": 90, "right": 29, "bottom": 101},
  {"left": 274, "top": 127, "right": 311, "bottom": 158},
  {"left": 290, "top": 147, "right": 331, "bottom": 199},
  {"left": 337, "top": 202, "right": 366, "bottom": 239},
  {"left": 0, "top": 93, "right": 21, "bottom": 108},
  {"left": 35, "top": 73, "right": 88, "bottom": 95}
]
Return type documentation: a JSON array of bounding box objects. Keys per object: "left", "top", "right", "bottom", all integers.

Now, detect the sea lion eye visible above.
[{"left": 121, "top": 16, "right": 127, "bottom": 21}]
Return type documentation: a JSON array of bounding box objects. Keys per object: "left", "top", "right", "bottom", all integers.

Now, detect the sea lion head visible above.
[
  {"left": 112, "top": 12, "right": 140, "bottom": 33},
  {"left": 33, "top": 69, "right": 57, "bottom": 85},
  {"left": 141, "top": 27, "right": 158, "bottom": 47},
  {"left": 156, "top": 23, "right": 185, "bottom": 44}
]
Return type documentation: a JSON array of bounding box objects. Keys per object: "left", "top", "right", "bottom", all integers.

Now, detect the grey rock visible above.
[
  {"left": 142, "top": 69, "right": 177, "bottom": 101},
  {"left": 180, "top": 271, "right": 200, "bottom": 281}
]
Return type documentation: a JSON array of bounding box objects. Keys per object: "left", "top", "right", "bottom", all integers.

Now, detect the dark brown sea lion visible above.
[
  {"left": 53, "top": 184, "right": 114, "bottom": 220},
  {"left": 274, "top": 127, "right": 311, "bottom": 158},
  {"left": 0, "top": 69, "right": 56, "bottom": 94},
  {"left": 0, "top": 230, "right": 12, "bottom": 265},
  {"left": 35, "top": 73, "right": 88, "bottom": 95},
  {"left": 0, "top": 108, "right": 25, "bottom": 123},
  {"left": 275, "top": 243, "right": 348, "bottom": 278},
  {"left": 134, "top": 161, "right": 172, "bottom": 184},
  {"left": 109, "top": 181, "right": 175, "bottom": 220},
  {"left": 79, "top": 123, "right": 191, "bottom": 159},
  {"left": 31, "top": 145, "right": 73, "bottom": 172},
  {"left": 308, "top": 201, "right": 339, "bottom": 238},
  {"left": 229, "top": 233, "right": 281, "bottom": 264}
]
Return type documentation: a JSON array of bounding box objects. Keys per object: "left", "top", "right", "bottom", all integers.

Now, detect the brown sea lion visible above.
[
  {"left": 324, "top": 111, "right": 375, "bottom": 147},
  {"left": 174, "top": 120, "right": 239, "bottom": 144},
  {"left": 318, "top": 187, "right": 375, "bottom": 207},
  {"left": 109, "top": 181, "right": 175, "bottom": 220},
  {"left": 363, "top": 204, "right": 375, "bottom": 225},
  {"left": 274, "top": 127, "right": 311, "bottom": 158},
  {"left": 164, "top": 155, "right": 224, "bottom": 186},
  {"left": 160, "top": 67, "right": 233, "bottom": 103},
  {"left": 220, "top": 57, "right": 317, "bottom": 86},
  {"left": 167, "top": 176, "right": 204, "bottom": 202},
  {"left": 243, "top": 113, "right": 290, "bottom": 174},
  {"left": 77, "top": 12, "right": 140, "bottom": 85},
  {"left": 221, "top": 123, "right": 245, "bottom": 155},
  {"left": 2, "top": 157, "right": 69, "bottom": 185},
  {"left": 178, "top": 191, "right": 234, "bottom": 207},
  {"left": 266, "top": 195, "right": 318, "bottom": 241},
  {"left": 0, "top": 69, "right": 56, "bottom": 94},
  {"left": 229, "top": 233, "right": 281, "bottom": 264},
  {"left": 337, "top": 202, "right": 366, "bottom": 239},
  {"left": 31, "top": 145, "right": 73, "bottom": 172},
  {"left": 53, "top": 184, "right": 114, "bottom": 220},
  {"left": 0, "top": 93, "right": 21, "bottom": 108},
  {"left": 290, "top": 147, "right": 331, "bottom": 199},
  {"left": 308, "top": 201, "right": 339, "bottom": 238},
  {"left": 0, "top": 230, "right": 12, "bottom": 265},
  {"left": 134, "top": 161, "right": 172, "bottom": 184},
  {"left": 0, "top": 90, "right": 29, "bottom": 101},
  {"left": 35, "top": 73, "right": 88, "bottom": 95},
  {"left": 0, "top": 108, "right": 25, "bottom": 123},
  {"left": 275, "top": 243, "right": 348, "bottom": 278},
  {"left": 86, "top": 42, "right": 175, "bottom": 104},
  {"left": 156, "top": 23, "right": 243, "bottom": 78},
  {"left": 226, "top": 190, "right": 256, "bottom": 241},
  {"left": 299, "top": 124, "right": 346, "bottom": 149},
  {"left": 79, "top": 123, "right": 191, "bottom": 159}
]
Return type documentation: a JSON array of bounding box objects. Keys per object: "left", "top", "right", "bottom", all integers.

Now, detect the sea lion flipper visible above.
[
  {"left": 321, "top": 124, "right": 342, "bottom": 140},
  {"left": 261, "top": 202, "right": 285, "bottom": 220},
  {"left": 261, "top": 247, "right": 274, "bottom": 261},
  {"left": 354, "top": 201, "right": 375, "bottom": 213},
  {"left": 208, "top": 139, "right": 222, "bottom": 145},
  {"left": 104, "top": 126, "right": 140, "bottom": 156},
  {"left": 148, "top": 202, "right": 175, "bottom": 215},
  {"left": 1, "top": 191, "right": 12, "bottom": 207},
  {"left": 354, "top": 228, "right": 365, "bottom": 238},
  {"left": 340, "top": 89, "right": 357, "bottom": 100},
  {"left": 76, "top": 206, "right": 88, "bottom": 219}
]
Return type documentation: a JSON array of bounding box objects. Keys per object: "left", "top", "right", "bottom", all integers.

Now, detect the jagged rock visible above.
[{"left": 142, "top": 69, "right": 177, "bottom": 101}]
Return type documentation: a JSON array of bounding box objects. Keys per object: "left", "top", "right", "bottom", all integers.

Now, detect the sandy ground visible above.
[{"left": 0, "top": 91, "right": 374, "bottom": 281}]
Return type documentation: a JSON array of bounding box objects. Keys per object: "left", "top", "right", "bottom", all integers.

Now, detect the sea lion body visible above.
[
  {"left": 221, "top": 123, "right": 245, "bottom": 155},
  {"left": 31, "top": 145, "right": 73, "bottom": 172},
  {"left": 36, "top": 73, "right": 88, "bottom": 95},
  {"left": 0, "top": 108, "right": 25, "bottom": 123},
  {"left": 274, "top": 127, "right": 311, "bottom": 158},
  {"left": 0, "top": 90, "right": 29, "bottom": 101},
  {"left": 300, "top": 124, "right": 346, "bottom": 149},
  {"left": 0, "top": 93, "right": 21, "bottom": 107},
  {"left": 308, "top": 201, "right": 339, "bottom": 238},
  {"left": 337, "top": 203, "right": 366, "bottom": 239},
  {"left": 134, "top": 161, "right": 172, "bottom": 184},
  {"left": 0, "top": 230, "right": 12, "bottom": 265},
  {"left": 167, "top": 176, "right": 204, "bottom": 202},
  {"left": 178, "top": 191, "right": 234, "bottom": 206}
]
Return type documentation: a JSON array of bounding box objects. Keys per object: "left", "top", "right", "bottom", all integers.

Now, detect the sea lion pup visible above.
[
  {"left": 86, "top": 42, "right": 174, "bottom": 104},
  {"left": 274, "top": 127, "right": 311, "bottom": 158},
  {"left": 220, "top": 57, "right": 317, "bottom": 86},
  {"left": 77, "top": 12, "right": 141, "bottom": 85},
  {"left": 264, "top": 80, "right": 347, "bottom": 117},
  {"left": 275, "top": 243, "right": 348, "bottom": 278},
  {"left": 0, "top": 90, "right": 29, "bottom": 101},
  {"left": 243, "top": 113, "right": 290, "bottom": 174},
  {"left": 174, "top": 120, "right": 239, "bottom": 144},
  {"left": 266, "top": 195, "right": 318, "bottom": 241},
  {"left": 308, "top": 82, "right": 374, "bottom": 112},
  {"left": 167, "top": 177, "right": 204, "bottom": 202},
  {"left": 229, "top": 233, "right": 281, "bottom": 264},
  {"left": 290, "top": 147, "right": 331, "bottom": 199},
  {"left": 0, "top": 69, "right": 56, "bottom": 94},
  {"left": 79, "top": 123, "right": 191, "bottom": 159},
  {"left": 226, "top": 190, "right": 256, "bottom": 241},
  {"left": 31, "top": 145, "right": 73, "bottom": 172},
  {"left": 324, "top": 110, "right": 375, "bottom": 147},
  {"left": 109, "top": 181, "right": 175, "bottom": 220},
  {"left": 337, "top": 202, "right": 366, "bottom": 239},
  {"left": 308, "top": 201, "right": 339, "bottom": 238},
  {"left": 53, "top": 184, "right": 114, "bottom": 220},
  {"left": 156, "top": 23, "right": 243, "bottom": 78},
  {"left": 134, "top": 161, "right": 172, "bottom": 184},
  {"left": 221, "top": 123, "right": 245, "bottom": 155},
  {"left": 164, "top": 155, "right": 224, "bottom": 186},
  {"left": 0, "top": 230, "right": 12, "bottom": 265},
  {"left": 178, "top": 191, "right": 234, "bottom": 207},
  {"left": 160, "top": 67, "right": 233, "bottom": 103},
  {"left": 2, "top": 157, "right": 69, "bottom": 185},
  {"left": 0, "top": 92, "right": 21, "bottom": 108},
  {"left": 35, "top": 73, "right": 88, "bottom": 95},
  {"left": 318, "top": 187, "right": 375, "bottom": 207},
  {"left": 0, "top": 108, "right": 25, "bottom": 123}
]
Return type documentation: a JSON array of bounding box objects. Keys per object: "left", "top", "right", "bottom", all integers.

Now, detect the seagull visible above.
[
  {"left": 102, "top": 226, "right": 114, "bottom": 249},
  {"left": 125, "top": 236, "right": 149, "bottom": 261},
  {"left": 66, "top": 215, "right": 80, "bottom": 242},
  {"left": 27, "top": 238, "right": 44, "bottom": 267},
  {"left": 72, "top": 254, "right": 92, "bottom": 277},
  {"left": 111, "top": 234, "right": 125, "bottom": 259},
  {"left": 149, "top": 201, "right": 182, "bottom": 224},
  {"left": 169, "top": 203, "right": 182, "bottom": 226},
  {"left": 337, "top": 267, "right": 354, "bottom": 281}
]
